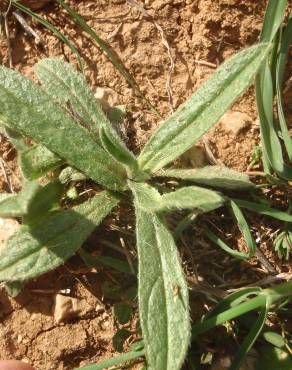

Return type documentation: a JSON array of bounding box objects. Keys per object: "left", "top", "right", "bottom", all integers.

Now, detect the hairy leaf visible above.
[
  {"left": 100, "top": 124, "right": 138, "bottom": 175},
  {"left": 158, "top": 166, "right": 254, "bottom": 190},
  {"left": 35, "top": 58, "right": 111, "bottom": 138},
  {"left": 19, "top": 144, "right": 63, "bottom": 180},
  {"left": 134, "top": 204, "right": 191, "bottom": 370},
  {"left": 59, "top": 166, "right": 87, "bottom": 184},
  {"left": 0, "top": 191, "right": 119, "bottom": 282},
  {"left": 129, "top": 181, "right": 225, "bottom": 214},
  {"left": 139, "top": 43, "right": 270, "bottom": 172},
  {"left": 0, "top": 66, "right": 126, "bottom": 190},
  {"left": 0, "top": 181, "right": 63, "bottom": 220}
]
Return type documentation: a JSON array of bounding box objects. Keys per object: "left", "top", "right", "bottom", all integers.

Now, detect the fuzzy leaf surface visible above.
[
  {"left": 34, "top": 58, "right": 111, "bottom": 138},
  {"left": 158, "top": 166, "right": 254, "bottom": 190},
  {"left": 129, "top": 181, "right": 224, "bottom": 214},
  {"left": 100, "top": 124, "right": 138, "bottom": 174},
  {"left": 0, "top": 182, "right": 63, "bottom": 220},
  {"left": 135, "top": 205, "right": 190, "bottom": 370},
  {"left": 20, "top": 144, "right": 63, "bottom": 180},
  {"left": 139, "top": 43, "right": 270, "bottom": 172},
  {"left": 0, "top": 191, "right": 119, "bottom": 282},
  {"left": 0, "top": 67, "right": 126, "bottom": 190}
]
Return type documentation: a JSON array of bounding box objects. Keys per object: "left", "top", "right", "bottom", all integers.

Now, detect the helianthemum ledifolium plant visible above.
[{"left": 0, "top": 43, "right": 271, "bottom": 369}]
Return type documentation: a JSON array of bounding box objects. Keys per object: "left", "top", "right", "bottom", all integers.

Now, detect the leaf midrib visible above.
[
  {"left": 140, "top": 48, "right": 261, "bottom": 170},
  {"left": 0, "top": 83, "right": 122, "bottom": 181}
]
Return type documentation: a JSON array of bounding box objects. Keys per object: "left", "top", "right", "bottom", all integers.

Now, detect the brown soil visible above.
[{"left": 0, "top": 1, "right": 291, "bottom": 369}]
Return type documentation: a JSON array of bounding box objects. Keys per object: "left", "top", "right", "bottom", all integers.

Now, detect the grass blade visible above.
[
  {"left": 232, "top": 199, "right": 292, "bottom": 222},
  {"left": 205, "top": 200, "right": 256, "bottom": 259},
  {"left": 276, "top": 15, "right": 292, "bottom": 160},
  {"left": 74, "top": 349, "right": 145, "bottom": 370},
  {"left": 192, "top": 281, "right": 292, "bottom": 338},
  {"left": 10, "top": 1, "right": 83, "bottom": 69},
  {"left": 230, "top": 302, "right": 268, "bottom": 370}
]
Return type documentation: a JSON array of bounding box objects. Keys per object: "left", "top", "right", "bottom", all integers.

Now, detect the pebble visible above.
[
  {"left": 95, "top": 87, "right": 118, "bottom": 112},
  {"left": 53, "top": 294, "right": 84, "bottom": 324},
  {"left": 0, "top": 218, "right": 19, "bottom": 253},
  {"left": 219, "top": 111, "right": 252, "bottom": 136}
]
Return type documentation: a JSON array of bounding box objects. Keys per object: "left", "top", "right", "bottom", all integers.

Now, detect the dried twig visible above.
[
  {"left": 0, "top": 157, "right": 14, "bottom": 193},
  {"left": 12, "top": 9, "right": 46, "bottom": 46},
  {"left": 3, "top": 1, "right": 13, "bottom": 67},
  {"left": 126, "top": 0, "right": 175, "bottom": 112}
]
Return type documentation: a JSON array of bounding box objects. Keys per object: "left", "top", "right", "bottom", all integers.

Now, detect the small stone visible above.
[
  {"left": 180, "top": 144, "right": 209, "bottom": 168},
  {"left": 94, "top": 87, "right": 118, "bottom": 112},
  {"left": 0, "top": 218, "right": 19, "bottom": 253},
  {"left": 95, "top": 303, "right": 105, "bottom": 314},
  {"left": 53, "top": 294, "right": 84, "bottom": 324},
  {"left": 219, "top": 111, "right": 252, "bottom": 136}
]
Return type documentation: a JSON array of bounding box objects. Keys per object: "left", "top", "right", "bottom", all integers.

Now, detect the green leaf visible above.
[
  {"left": 4, "top": 281, "right": 23, "bottom": 297},
  {"left": 59, "top": 167, "right": 87, "bottom": 184},
  {"left": 113, "top": 303, "right": 133, "bottom": 324},
  {"left": 204, "top": 199, "right": 256, "bottom": 259},
  {"left": 3, "top": 127, "right": 28, "bottom": 151},
  {"left": 0, "top": 191, "right": 119, "bottom": 282},
  {"left": 260, "top": 0, "right": 287, "bottom": 42},
  {"left": 138, "top": 43, "right": 270, "bottom": 172},
  {"left": 113, "top": 328, "right": 132, "bottom": 352},
  {"left": 73, "top": 349, "right": 145, "bottom": 370},
  {"left": 0, "top": 181, "right": 63, "bottom": 220},
  {"left": 100, "top": 124, "right": 139, "bottom": 175},
  {"left": 10, "top": 0, "right": 83, "bottom": 69},
  {"left": 35, "top": 58, "right": 111, "bottom": 139},
  {"left": 19, "top": 144, "right": 63, "bottom": 180},
  {"left": 158, "top": 166, "right": 254, "bottom": 190},
  {"left": 134, "top": 201, "right": 191, "bottom": 370},
  {"left": 262, "top": 331, "right": 285, "bottom": 348},
  {"left": 276, "top": 15, "right": 292, "bottom": 161},
  {"left": 0, "top": 66, "right": 126, "bottom": 190},
  {"left": 232, "top": 199, "right": 292, "bottom": 222},
  {"left": 129, "top": 181, "right": 225, "bottom": 214},
  {"left": 230, "top": 301, "right": 268, "bottom": 370},
  {"left": 79, "top": 249, "right": 133, "bottom": 275}
]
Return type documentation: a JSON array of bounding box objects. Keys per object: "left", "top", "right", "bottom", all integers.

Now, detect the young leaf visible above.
[
  {"left": 113, "top": 303, "right": 133, "bottom": 324},
  {"left": 19, "top": 144, "right": 63, "bottom": 180},
  {"left": 158, "top": 166, "right": 254, "bottom": 190},
  {"left": 59, "top": 166, "right": 87, "bottom": 184},
  {"left": 129, "top": 181, "right": 225, "bottom": 214},
  {"left": 134, "top": 205, "right": 191, "bottom": 370},
  {"left": 100, "top": 124, "right": 139, "bottom": 175},
  {"left": 3, "top": 127, "right": 28, "bottom": 151},
  {"left": 139, "top": 43, "right": 270, "bottom": 172},
  {"left": 0, "top": 66, "right": 126, "bottom": 190},
  {"left": 0, "top": 181, "right": 63, "bottom": 220},
  {"left": 0, "top": 191, "right": 119, "bottom": 282},
  {"left": 35, "top": 58, "right": 111, "bottom": 138}
]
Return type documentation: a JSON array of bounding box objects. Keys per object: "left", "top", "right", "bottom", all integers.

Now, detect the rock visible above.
[
  {"left": 219, "top": 111, "right": 252, "bottom": 136},
  {"left": 53, "top": 294, "right": 85, "bottom": 324},
  {"left": 95, "top": 87, "right": 118, "bottom": 112},
  {"left": 0, "top": 218, "right": 19, "bottom": 253},
  {"left": 180, "top": 144, "right": 209, "bottom": 168}
]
